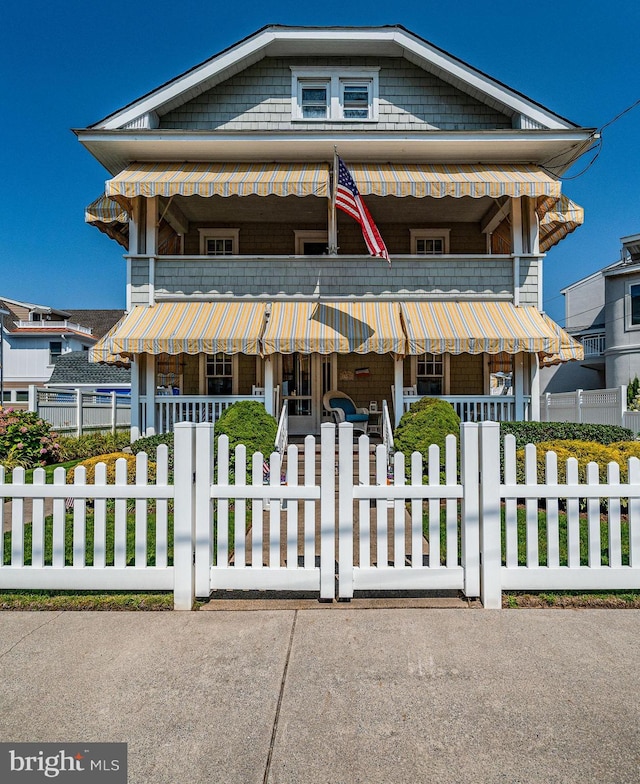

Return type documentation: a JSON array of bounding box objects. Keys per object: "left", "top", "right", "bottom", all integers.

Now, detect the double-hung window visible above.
[
  {"left": 198, "top": 229, "right": 239, "bottom": 255},
  {"left": 410, "top": 229, "right": 451, "bottom": 255},
  {"left": 292, "top": 68, "right": 379, "bottom": 121}
]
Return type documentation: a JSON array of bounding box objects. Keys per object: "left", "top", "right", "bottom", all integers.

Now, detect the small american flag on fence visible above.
[{"left": 335, "top": 157, "right": 390, "bottom": 264}]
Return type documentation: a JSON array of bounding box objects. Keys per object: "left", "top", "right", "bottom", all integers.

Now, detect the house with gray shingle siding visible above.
[{"left": 79, "top": 25, "right": 592, "bottom": 437}]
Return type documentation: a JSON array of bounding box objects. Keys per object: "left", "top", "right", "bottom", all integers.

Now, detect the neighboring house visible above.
[
  {"left": 47, "top": 350, "right": 130, "bottom": 393},
  {"left": 0, "top": 298, "right": 125, "bottom": 403},
  {"left": 541, "top": 233, "right": 640, "bottom": 393},
  {"left": 81, "top": 25, "right": 589, "bottom": 438}
]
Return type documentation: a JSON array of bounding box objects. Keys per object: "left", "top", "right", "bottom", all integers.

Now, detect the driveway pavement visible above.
[{"left": 1, "top": 608, "right": 639, "bottom": 783}]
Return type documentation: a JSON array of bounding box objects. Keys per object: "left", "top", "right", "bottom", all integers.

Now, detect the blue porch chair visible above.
[{"left": 323, "top": 391, "right": 369, "bottom": 434}]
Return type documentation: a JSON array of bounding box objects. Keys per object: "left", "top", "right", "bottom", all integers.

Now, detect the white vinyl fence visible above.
[
  {"left": 2, "top": 421, "right": 640, "bottom": 609},
  {"left": 540, "top": 386, "right": 629, "bottom": 428},
  {"left": 28, "top": 386, "right": 131, "bottom": 436}
]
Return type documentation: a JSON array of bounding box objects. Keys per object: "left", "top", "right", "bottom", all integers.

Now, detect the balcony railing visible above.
[
  {"left": 580, "top": 333, "right": 606, "bottom": 357},
  {"left": 14, "top": 320, "right": 93, "bottom": 335}
]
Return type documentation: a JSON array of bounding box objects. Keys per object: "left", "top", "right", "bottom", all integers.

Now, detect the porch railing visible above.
[
  {"left": 402, "top": 394, "right": 530, "bottom": 422},
  {"left": 140, "top": 395, "right": 265, "bottom": 434},
  {"left": 275, "top": 400, "right": 289, "bottom": 454},
  {"left": 381, "top": 399, "right": 394, "bottom": 466}
]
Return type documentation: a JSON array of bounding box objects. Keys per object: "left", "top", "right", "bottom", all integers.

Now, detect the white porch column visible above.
[
  {"left": 145, "top": 354, "right": 156, "bottom": 435},
  {"left": 513, "top": 352, "right": 525, "bottom": 421},
  {"left": 511, "top": 197, "right": 523, "bottom": 306},
  {"left": 264, "top": 356, "right": 274, "bottom": 416},
  {"left": 529, "top": 353, "right": 540, "bottom": 422},
  {"left": 146, "top": 196, "right": 158, "bottom": 306},
  {"left": 130, "top": 358, "right": 140, "bottom": 442},
  {"left": 394, "top": 355, "right": 404, "bottom": 427}
]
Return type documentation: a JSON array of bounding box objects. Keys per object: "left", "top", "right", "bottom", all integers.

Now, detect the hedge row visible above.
[{"left": 500, "top": 421, "right": 634, "bottom": 448}]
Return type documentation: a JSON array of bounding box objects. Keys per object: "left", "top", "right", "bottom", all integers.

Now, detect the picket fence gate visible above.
[{"left": 2, "top": 421, "right": 640, "bottom": 610}]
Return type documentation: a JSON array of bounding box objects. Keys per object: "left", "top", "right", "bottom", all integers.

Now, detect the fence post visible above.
[
  {"left": 110, "top": 391, "right": 117, "bottom": 435},
  {"left": 478, "top": 421, "right": 502, "bottom": 609},
  {"left": 74, "top": 390, "right": 83, "bottom": 437},
  {"left": 28, "top": 385, "right": 38, "bottom": 413},
  {"left": 173, "top": 422, "right": 196, "bottom": 610},
  {"left": 337, "top": 422, "right": 354, "bottom": 599},
  {"left": 575, "top": 389, "right": 583, "bottom": 423},
  {"left": 195, "top": 422, "right": 214, "bottom": 599},
  {"left": 460, "top": 422, "right": 480, "bottom": 598},
  {"left": 619, "top": 385, "right": 628, "bottom": 427},
  {"left": 320, "top": 422, "right": 336, "bottom": 600}
]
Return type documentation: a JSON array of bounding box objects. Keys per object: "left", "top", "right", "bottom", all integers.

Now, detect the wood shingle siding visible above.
[{"left": 160, "top": 57, "right": 512, "bottom": 132}]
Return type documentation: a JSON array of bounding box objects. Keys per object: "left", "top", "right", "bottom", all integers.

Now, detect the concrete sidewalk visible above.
[{"left": 1, "top": 609, "right": 639, "bottom": 784}]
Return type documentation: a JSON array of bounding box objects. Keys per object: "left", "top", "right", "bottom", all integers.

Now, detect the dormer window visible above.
[
  {"left": 291, "top": 68, "right": 379, "bottom": 121},
  {"left": 31, "top": 312, "right": 42, "bottom": 322}
]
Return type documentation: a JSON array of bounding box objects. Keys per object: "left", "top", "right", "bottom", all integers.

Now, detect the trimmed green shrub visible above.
[
  {"left": 58, "top": 431, "right": 130, "bottom": 461},
  {"left": 0, "top": 408, "right": 60, "bottom": 469},
  {"left": 67, "top": 453, "right": 156, "bottom": 485},
  {"left": 515, "top": 440, "right": 630, "bottom": 484},
  {"left": 394, "top": 398, "right": 460, "bottom": 468},
  {"left": 500, "top": 421, "right": 634, "bottom": 449},
  {"left": 214, "top": 401, "right": 278, "bottom": 477}
]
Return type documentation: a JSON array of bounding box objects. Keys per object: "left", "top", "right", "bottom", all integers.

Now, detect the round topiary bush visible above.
[
  {"left": 393, "top": 398, "right": 460, "bottom": 468},
  {"left": 67, "top": 453, "right": 156, "bottom": 485},
  {"left": 214, "top": 401, "right": 278, "bottom": 477},
  {"left": 0, "top": 408, "right": 60, "bottom": 469}
]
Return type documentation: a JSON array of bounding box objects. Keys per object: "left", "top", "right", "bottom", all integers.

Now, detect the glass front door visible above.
[{"left": 282, "top": 353, "right": 314, "bottom": 434}]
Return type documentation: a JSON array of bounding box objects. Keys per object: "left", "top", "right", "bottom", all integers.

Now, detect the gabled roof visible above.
[{"left": 88, "top": 25, "right": 579, "bottom": 132}]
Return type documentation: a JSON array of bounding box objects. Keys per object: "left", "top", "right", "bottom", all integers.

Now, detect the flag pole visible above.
[{"left": 328, "top": 147, "right": 338, "bottom": 255}]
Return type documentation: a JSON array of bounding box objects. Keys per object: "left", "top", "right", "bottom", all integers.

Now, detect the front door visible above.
[{"left": 280, "top": 354, "right": 336, "bottom": 435}]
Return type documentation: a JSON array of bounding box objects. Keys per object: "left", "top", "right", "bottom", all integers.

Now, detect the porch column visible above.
[
  {"left": 130, "top": 358, "right": 141, "bottom": 442},
  {"left": 264, "top": 356, "right": 274, "bottom": 416},
  {"left": 511, "top": 197, "right": 523, "bottom": 306},
  {"left": 529, "top": 353, "right": 540, "bottom": 422},
  {"left": 394, "top": 355, "right": 404, "bottom": 427},
  {"left": 145, "top": 354, "right": 156, "bottom": 435},
  {"left": 513, "top": 352, "right": 525, "bottom": 421},
  {"left": 146, "top": 196, "right": 158, "bottom": 306}
]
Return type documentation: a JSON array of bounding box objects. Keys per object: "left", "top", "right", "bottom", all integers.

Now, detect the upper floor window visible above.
[
  {"left": 410, "top": 229, "right": 451, "bottom": 255},
  {"left": 49, "top": 341, "right": 62, "bottom": 364},
  {"left": 291, "top": 68, "right": 379, "bottom": 121},
  {"left": 416, "top": 353, "right": 446, "bottom": 395},
  {"left": 629, "top": 283, "right": 640, "bottom": 328},
  {"left": 198, "top": 228, "right": 239, "bottom": 255}
]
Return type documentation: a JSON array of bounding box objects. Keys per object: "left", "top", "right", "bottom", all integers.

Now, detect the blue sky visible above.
[{"left": 3, "top": 0, "right": 639, "bottom": 324}]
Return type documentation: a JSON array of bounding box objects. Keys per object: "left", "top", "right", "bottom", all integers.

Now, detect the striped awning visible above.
[
  {"left": 89, "top": 302, "right": 267, "bottom": 359},
  {"left": 262, "top": 301, "right": 405, "bottom": 356},
  {"left": 85, "top": 195, "right": 129, "bottom": 249},
  {"left": 539, "top": 313, "right": 584, "bottom": 365},
  {"left": 106, "top": 162, "right": 329, "bottom": 204},
  {"left": 539, "top": 195, "right": 584, "bottom": 252},
  {"left": 401, "top": 301, "right": 583, "bottom": 360},
  {"left": 88, "top": 316, "right": 130, "bottom": 366},
  {"left": 344, "top": 163, "right": 561, "bottom": 209}
]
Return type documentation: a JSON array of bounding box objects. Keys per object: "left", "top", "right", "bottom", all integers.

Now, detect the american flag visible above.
[{"left": 335, "top": 157, "right": 390, "bottom": 264}]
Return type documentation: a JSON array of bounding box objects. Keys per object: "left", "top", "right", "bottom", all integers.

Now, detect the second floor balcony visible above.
[{"left": 579, "top": 332, "right": 606, "bottom": 357}]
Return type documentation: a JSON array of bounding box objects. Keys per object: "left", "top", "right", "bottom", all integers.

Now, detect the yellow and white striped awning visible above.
[
  {"left": 344, "top": 163, "right": 562, "bottom": 207},
  {"left": 539, "top": 195, "right": 584, "bottom": 252},
  {"left": 262, "top": 301, "right": 405, "bottom": 356},
  {"left": 401, "top": 301, "right": 583, "bottom": 359},
  {"left": 539, "top": 313, "right": 584, "bottom": 365},
  {"left": 85, "top": 195, "right": 129, "bottom": 249},
  {"left": 89, "top": 302, "right": 267, "bottom": 359},
  {"left": 88, "top": 316, "right": 130, "bottom": 366},
  {"left": 106, "top": 162, "right": 329, "bottom": 203}
]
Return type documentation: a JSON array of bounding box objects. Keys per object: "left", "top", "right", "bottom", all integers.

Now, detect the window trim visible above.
[
  {"left": 49, "top": 340, "right": 63, "bottom": 366},
  {"left": 291, "top": 67, "right": 379, "bottom": 122},
  {"left": 410, "top": 229, "right": 451, "bottom": 255},
  {"left": 198, "top": 228, "right": 239, "bottom": 255},
  {"left": 626, "top": 281, "right": 640, "bottom": 331},
  {"left": 412, "top": 353, "right": 449, "bottom": 395},
  {"left": 294, "top": 230, "right": 328, "bottom": 255},
  {"left": 200, "top": 353, "right": 238, "bottom": 395}
]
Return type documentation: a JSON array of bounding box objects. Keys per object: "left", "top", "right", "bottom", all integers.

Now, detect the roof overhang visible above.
[{"left": 75, "top": 129, "right": 596, "bottom": 177}]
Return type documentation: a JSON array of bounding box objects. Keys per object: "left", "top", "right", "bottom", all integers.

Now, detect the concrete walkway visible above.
[{"left": 1, "top": 609, "right": 639, "bottom": 784}]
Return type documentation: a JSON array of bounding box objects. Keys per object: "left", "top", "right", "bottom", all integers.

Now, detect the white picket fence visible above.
[
  {"left": 28, "top": 386, "right": 131, "bottom": 436},
  {"left": 2, "top": 421, "right": 640, "bottom": 609}
]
